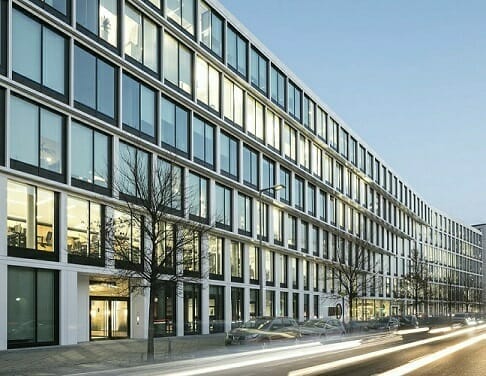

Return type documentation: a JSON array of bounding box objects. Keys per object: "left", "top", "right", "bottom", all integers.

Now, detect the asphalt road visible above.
[{"left": 73, "top": 324, "right": 486, "bottom": 376}]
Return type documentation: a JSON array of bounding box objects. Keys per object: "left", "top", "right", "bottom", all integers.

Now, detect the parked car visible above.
[
  {"left": 367, "top": 316, "right": 399, "bottom": 331},
  {"left": 452, "top": 313, "right": 476, "bottom": 326},
  {"left": 225, "top": 317, "right": 301, "bottom": 345},
  {"left": 300, "top": 318, "right": 346, "bottom": 338},
  {"left": 397, "top": 315, "right": 419, "bottom": 329}
]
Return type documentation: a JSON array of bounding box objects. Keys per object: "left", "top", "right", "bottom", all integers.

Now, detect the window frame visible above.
[
  {"left": 163, "top": 32, "right": 193, "bottom": 97},
  {"left": 226, "top": 25, "right": 247, "bottom": 78},
  {"left": 192, "top": 116, "right": 215, "bottom": 169},
  {"left": 219, "top": 131, "right": 239, "bottom": 180},
  {"left": 250, "top": 47, "right": 268, "bottom": 95},
  {"left": 199, "top": 1, "right": 223, "bottom": 59},
  {"left": 161, "top": 96, "right": 189, "bottom": 157},
  {"left": 215, "top": 183, "right": 232, "bottom": 231}
]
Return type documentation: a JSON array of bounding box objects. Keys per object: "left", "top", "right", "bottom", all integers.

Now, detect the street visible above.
[{"left": 72, "top": 323, "right": 486, "bottom": 376}]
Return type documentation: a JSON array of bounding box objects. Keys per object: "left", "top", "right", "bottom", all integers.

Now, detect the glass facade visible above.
[{"left": 0, "top": 0, "right": 482, "bottom": 349}]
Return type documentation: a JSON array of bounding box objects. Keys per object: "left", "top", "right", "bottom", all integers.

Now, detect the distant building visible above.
[
  {"left": 0, "top": 0, "right": 482, "bottom": 349},
  {"left": 473, "top": 224, "right": 486, "bottom": 313}
]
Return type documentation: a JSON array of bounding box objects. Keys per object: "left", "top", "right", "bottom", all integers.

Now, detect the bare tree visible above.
[
  {"left": 105, "top": 146, "right": 213, "bottom": 361},
  {"left": 332, "top": 245, "right": 378, "bottom": 323},
  {"left": 403, "top": 248, "right": 431, "bottom": 316}
]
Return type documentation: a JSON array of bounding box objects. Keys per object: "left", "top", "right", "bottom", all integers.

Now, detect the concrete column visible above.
[
  {"left": 0, "top": 175, "right": 7, "bottom": 257},
  {"left": 200, "top": 233, "right": 209, "bottom": 334},
  {"left": 77, "top": 274, "right": 89, "bottom": 342},
  {"left": 176, "top": 281, "right": 184, "bottom": 336},
  {"left": 0, "top": 264, "right": 7, "bottom": 350},
  {"left": 60, "top": 270, "right": 78, "bottom": 345},
  {"left": 58, "top": 192, "right": 68, "bottom": 264}
]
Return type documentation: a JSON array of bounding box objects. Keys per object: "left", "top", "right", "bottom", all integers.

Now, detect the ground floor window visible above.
[
  {"left": 231, "top": 287, "right": 244, "bottom": 326},
  {"left": 209, "top": 285, "right": 224, "bottom": 333},
  {"left": 154, "top": 282, "right": 176, "bottom": 337},
  {"left": 7, "top": 266, "right": 58, "bottom": 348},
  {"left": 184, "top": 283, "right": 201, "bottom": 335}
]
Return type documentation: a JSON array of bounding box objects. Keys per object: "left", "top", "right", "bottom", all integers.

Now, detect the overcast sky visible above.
[{"left": 218, "top": 0, "right": 486, "bottom": 226}]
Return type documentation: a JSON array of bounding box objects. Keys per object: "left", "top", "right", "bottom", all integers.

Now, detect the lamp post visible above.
[{"left": 258, "top": 184, "right": 285, "bottom": 317}]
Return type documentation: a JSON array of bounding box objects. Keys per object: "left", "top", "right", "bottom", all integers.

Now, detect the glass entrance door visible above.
[{"left": 90, "top": 298, "right": 129, "bottom": 340}]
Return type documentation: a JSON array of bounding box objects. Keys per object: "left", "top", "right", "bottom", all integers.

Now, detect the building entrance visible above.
[{"left": 90, "top": 298, "right": 129, "bottom": 340}]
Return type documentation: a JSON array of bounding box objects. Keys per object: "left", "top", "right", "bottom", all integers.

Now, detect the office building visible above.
[{"left": 0, "top": 0, "right": 482, "bottom": 349}]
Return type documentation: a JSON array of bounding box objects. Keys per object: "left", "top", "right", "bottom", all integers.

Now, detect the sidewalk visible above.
[{"left": 0, "top": 334, "right": 228, "bottom": 376}]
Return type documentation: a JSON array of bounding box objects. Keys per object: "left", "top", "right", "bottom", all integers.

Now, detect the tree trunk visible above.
[
  {"left": 349, "top": 297, "right": 353, "bottom": 322},
  {"left": 147, "top": 286, "right": 155, "bottom": 362}
]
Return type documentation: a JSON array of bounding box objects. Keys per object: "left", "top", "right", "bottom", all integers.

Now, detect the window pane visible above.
[
  {"left": 100, "top": 0, "right": 118, "bottom": 47},
  {"left": 42, "top": 28, "right": 65, "bottom": 94},
  {"left": 13, "top": 10, "right": 41, "bottom": 83},
  {"left": 122, "top": 74, "right": 139, "bottom": 129},
  {"left": 8, "top": 267, "right": 35, "bottom": 343},
  {"left": 163, "top": 33, "right": 178, "bottom": 84},
  {"left": 74, "top": 46, "right": 96, "bottom": 108},
  {"left": 10, "top": 97, "right": 39, "bottom": 166},
  {"left": 179, "top": 46, "right": 192, "bottom": 94},
  {"left": 36, "top": 270, "right": 55, "bottom": 342},
  {"left": 71, "top": 122, "right": 93, "bottom": 182},
  {"left": 97, "top": 59, "right": 115, "bottom": 117},
  {"left": 40, "top": 109, "right": 63, "bottom": 173},
  {"left": 124, "top": 5, "right": 142, "bottom": 61},
  {"left": 77, "top": 0, "right": 98, "bottom": 33},
  {"left": 144, "top": 18, "right": 158, "bottom": 71},
  {"left": 94, "top": 132, "right": 109, "bottom": 187},
  {"left": 141, "top": 85, "right": 155, "bottom": 137},
  {"left": 175, "top": 106, "right": 188, "bottom": 152}
]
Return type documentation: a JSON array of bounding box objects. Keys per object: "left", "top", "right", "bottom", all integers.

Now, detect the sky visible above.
[{"left": 218, "top": 0, "right": 486, "bottom": 226}]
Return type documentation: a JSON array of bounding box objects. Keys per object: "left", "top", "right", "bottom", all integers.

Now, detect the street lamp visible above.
[{"left": 258, "top": 184, "right": 285, "bottom": 316}]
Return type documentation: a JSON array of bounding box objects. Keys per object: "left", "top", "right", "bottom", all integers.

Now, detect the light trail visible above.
[
  {"left": 377, "top": 332, "right": 486, "bottom": 376},
  {"left": 288, "top": 324, "right": 486, "bottom": 376}
]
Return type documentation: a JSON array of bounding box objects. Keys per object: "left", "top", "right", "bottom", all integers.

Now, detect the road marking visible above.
[
  {"left": 288, "top": 324, "right": 486, "bottom": 376},
  {"left": 377, "top": 332, "right": 486, "bottom": 376}
]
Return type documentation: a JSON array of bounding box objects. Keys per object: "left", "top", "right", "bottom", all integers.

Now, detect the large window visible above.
[
  {"left": 303, "top": 95, "right": 315, "bottom": 132},
  {"left": 246, "top": 96, "right": 264, "bottom": 141},
  {"left": 283, "top": 124, "right": 296, "bottom": 162},
  {"left": 209, "top": 286, "right": 224, "bottom": 333},
  {"left": 249, "top": 245, "right": 259, "bottom": 283},
  {"left": 196, "top": 57, "right": 220, "bottom": 112},
  {"left": 220, "top": 131, "right": 238, "bottom": 180},
  {"left": 227, "top": 26, "right": 247, "bottom": 77},
  {"left": 7, "top": 181, "right": 57, "bottom": 260},
  {"left": 161, "top": 97, "right": 189, "bottom": 155},
  {"left": 279, "top": 167, "right": 291, "bottom": 204},
  {"left": 0, "top": 0, "right": 6, "bottom": 75},
  {"left": 243, "top": 145, "right": 258, "bottom": 188},
  {"left": 157, "top": 159, "right": 183, "bottom": 212},
  {"left": 8, "top": 267, "right": 58, "bottom": 348},
  {"left": 199, "top": 1, "right": 222, "bottom": 58},
  {"left": 274, "top": 207, "right": 283, "bottom": 245},
  {"left": 13, "top": 9, "right": 67, "bottom": 98},
  {"left": 223, "top": 78, "right": 243, "bottom": 127},
  {"left": 294, "top": 176, "right": 304, "bottom": 211},
  {"left": 238, "top": 193, "right": 252, "bottom": 236},
  {"left": 183, "top": 231, "right": 200, "bottom": 275},
  {"left": 10, "top": 96, "right": 64, "bottom": 180},
  {"left": 163, "top": 32, "right": 192, "bottom": 95},
  {"left": 74, "top": 45, "right": 116, "bottom": 121},
  {"left": 188, "top": 172, "right": 208, "bottom": 221},
  {"left": 316, "top": 107, "right": 327, "bottom": 141},
  {"left": 287, "top": 215, "right": 297, "bottom": 250},
  {"left": 307, "top": 184, "right": 316, "bottom": 216},
  {"left": 183, "top": 283, "right": 201, "bottom": 335},
  {"left": 166, "top": 0, "right": 194, "bottom": 35},
  {"left": 122, "top": 73, "right": 156, "bottom": 139},
  {"left": 208, "top": 236, "right": 224, "bottom": 279},
  {"left": 266, "top": 110, "right": 280, "bottom": 151},
  {"left": 215, "top": 184, "right": 232, "bottom": 230},
  {"left": 113, "top": 210, "right": 142, "bottom": 267},
  {"left": 67, "top": 196, "right": 103, "bottom": 265},
  {"left": 288, "top": 81, "right": 302, "bottom": 121},
  {"left": 192, "top": 117, "right": 214, "bottom": 169},
  {"left": 299, "top": 136, "right": 310, "bottom": 170},
  {"left": 230, "top": 241, "right": 243, "bottom": 282},
  {"left": 271, "top": 65, "right": 285, "bottom": 108},
  {"left": 261, "top": 157, "right": 275, "bottom": 195},
  {"left": 124, "top": 4, "right": 158, "bottom": 72},
  {"left": 118, "top": 142, "right": 150, "bottom": 199},
  {"left": 250, "top": 48, "right": 267, "bottom": 94},
  {"left": 77, "top": 0, "right": 117, "bottom": 48},
  {"left": 265, "top": 250, "right": 275, "bottom": 286},
  {"left": 71, "top": 121, "right": 110, "bottom": 193},
  {"left": 232, "top": 287, "right": 244, "bottom": 322}
]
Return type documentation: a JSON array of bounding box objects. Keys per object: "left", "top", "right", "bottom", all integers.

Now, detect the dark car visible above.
[
  {"left": 452, "top": 313, "right": 476, "bottom": 326},
  {"left": 367, "top": 316, "right": 399, "bottom": 331},
  {"left": 397, "top": 315, "right": 419, "bottom": 329},
  {"left": 300, "top": 318, "right": 346, "bottom": 337},
  {"left": 225, "top": 317, "right": 301, "bottom": 345}
]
